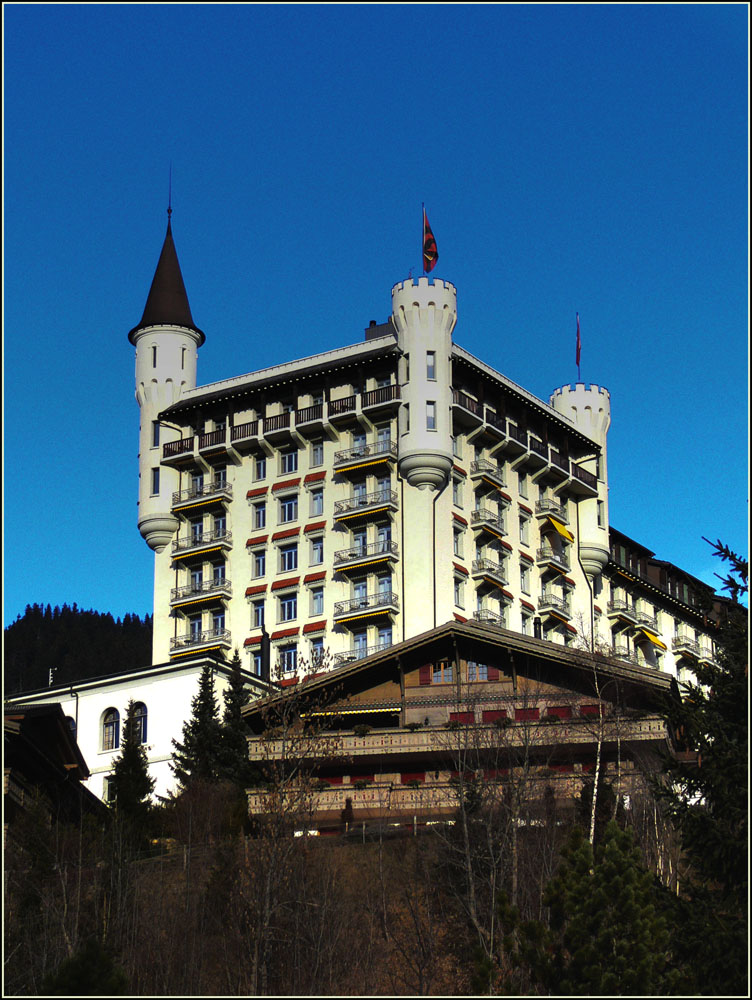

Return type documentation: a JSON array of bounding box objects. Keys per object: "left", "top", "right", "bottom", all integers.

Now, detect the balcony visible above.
[
  {"left": 328, "top": 395, "right": 357, "bottom": 422},
  {"left": 504, "top": 422, "right": 528, "bottom": 457},
  {"left": 333, "top": 439, "right": 398, "bottom": 473},
  {"left": 538, "top": 591, "right": 572, "bottom": 619},
  {"left": 229, "top": 419, "right": 260, "bottom": 451},
  {"left": 333, "top": 641, "right": 393, "bottom": 666},
  {"left": 471, "top": 559, "right": 509, "bottom": 589},
  {"left": 570, "top": 463, "right": 598, "bottom": 496},
  {"left": 612, "top": 645, "right": 641, "bottom": 666},
  {"left": 548, "top": 447, "right": 571, "bottom": 480},
  {"left": 472, "top": 609, "right": 505, "bottom": 627},
  {"left": 484, "top": 407, "right": 506, "bottom": 441},
  {"left": 361, "top": 383, "right": 401, "bottom": 415},
  {"left": 169, "top": 627, "right": 232, "bottom": 656},
  {"left": 172, "top": 528, "right": 232, "bottom": 559},
  {"left": 162, "top": 436, "right": 195, "bottom": 465},
  {"left": 672, "top": 635, "right": 700, "bottom": 658},
  {"left": 526, "top": 435, "right": 549, "bottom": 469},
  {"left": 295, "top": 403, "right": 324, "bottom": 435},
  {"left": 262, "top": 411, "right": 292, "bottom": 443},
  {"left": 635, "top": 610, "right": 659, "bottom": 634},
  {"left": 170, "top": 578, "right": 232, "bottom": 607},
  {"left": 606, "top": 600, "right": 640, "bottom": 628},
  {"left": 470, "top": 459, "right": 506, "bottom": 492},
  {"left": 333, "top": 489, "right": 398, "bottom": 522},
  {"left": 333, "top": 591, "right": 399, "bottom": 624},
  {"left": 452, "top": 389, "right": 483, "bottom": 427},
  {"left": 697, "top": 647, "right": 718, "bottom": 666},
  {"left": 198, "top": 428, "right": 227, "bottom": 453},
  {"left": 471, "top": 508, "right": 507, "bottom": 538},
  {"left": 535, "top": 498, "right": 569, "bottom": 524},
  {"left": 171, "top": 480, "right": 232, "bottom": 511},
  {"left": 536, "top": 546, "right": 570, "bottom": 574},
  {"left": 333, "top": 540, "right": 399, "bottom": 573}
]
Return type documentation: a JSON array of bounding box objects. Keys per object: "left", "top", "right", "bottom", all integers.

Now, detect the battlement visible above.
[
  {"left": 549, "top": 383, "right": 611, "bottom": 443},
  {"left": 391, "top": 276, "right": 457, "bottom": 300},
  {"left": 550, "top": 382, "right": 610, "bottom": 403}
]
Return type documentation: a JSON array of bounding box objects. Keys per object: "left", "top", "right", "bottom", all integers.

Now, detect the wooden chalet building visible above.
[{"left": 242, "top": 620, "right": 678, "bottom": 834}]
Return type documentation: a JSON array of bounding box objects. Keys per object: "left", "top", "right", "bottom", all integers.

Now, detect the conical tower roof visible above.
[{"left": 128, "top": 214, "right": 205, "bottom": 344}]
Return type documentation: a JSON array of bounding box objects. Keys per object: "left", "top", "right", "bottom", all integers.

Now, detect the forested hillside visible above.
[{"left": 4, "top": 603, "right": 153, "bottom": 694}]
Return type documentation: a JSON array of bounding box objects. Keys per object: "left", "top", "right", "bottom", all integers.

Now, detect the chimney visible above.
[{"left": 260, "top": 626, "right": 271, "bottom": 683}]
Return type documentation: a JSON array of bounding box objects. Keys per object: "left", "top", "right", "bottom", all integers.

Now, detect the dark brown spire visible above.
[{"left": 128, "top": 213, "right": 205, "bottom": 344}]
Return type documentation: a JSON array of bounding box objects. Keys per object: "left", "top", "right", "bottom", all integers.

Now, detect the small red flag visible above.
[
  {"left": 576, "top": 313, "right": 581, "bottom": 368},
  {"left": 422, "top": 209, "right": 438, "bottom": 273}
]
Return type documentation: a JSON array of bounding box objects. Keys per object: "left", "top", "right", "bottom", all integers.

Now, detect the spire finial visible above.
[{"left": 167, "top": 163, "right": 172, "bottom": 221}]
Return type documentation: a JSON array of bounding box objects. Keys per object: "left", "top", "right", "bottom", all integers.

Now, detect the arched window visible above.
[
  {"left": 133, "top": 702, "right": 147, "bottom": 744},
  {"left": 65, "top": 715, "right": 77, "bottom": 739},
  {"left": 102, "top": 708, "right": 120, "bottom": 751}
]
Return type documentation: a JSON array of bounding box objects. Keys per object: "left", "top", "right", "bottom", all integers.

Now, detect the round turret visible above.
[
  {"left": 391, "top": 277, "right": 456, "bottom": 490},
  {"left": 549, "top": 383, "right": 611, "bottom": 578},
  {"left": 129, "top": 216, "right": 204, "bottom": 551}
]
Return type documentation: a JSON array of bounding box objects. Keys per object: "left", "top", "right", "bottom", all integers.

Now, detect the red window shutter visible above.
[
  {"left": 419, "top": 665, "right": 432, "bottom": 686},
  {"left": 515, "top": 707, "right": 539, "bottom": 721},
  {"left": 482, "top": 709, "right": 507, "bottom": 723},
  {"left": 401, "top": 772, "right": 425, "bottom": 784},
  {"left": 449, "top": 711, "right": 474, "bottom": 724},
  {"left": 580, "top": 704, "right": 601, "bottom": 717},
  {"left": 487, "top": 666, "right": 500, "bottom": 681},
  {"left": 547, "top": 706, "right": 572, "bottom": 720}
]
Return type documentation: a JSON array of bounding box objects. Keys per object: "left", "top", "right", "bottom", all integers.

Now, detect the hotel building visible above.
[{"left": 129, "top": 215, "right": 721, "bottom": 684}]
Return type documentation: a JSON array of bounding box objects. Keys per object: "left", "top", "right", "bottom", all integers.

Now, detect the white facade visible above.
[
  {"left": 5, "top": 658, "right": 267, "bottom": 802},
  {"left": 128, "top": 224, "right": 721, "bottom": 686}
]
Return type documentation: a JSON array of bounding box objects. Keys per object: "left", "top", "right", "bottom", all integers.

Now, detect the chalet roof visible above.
[
  {"left": 128, "top": 215, "right": 205, "bottom": 345},
  {"left": 242, "top": 620, "right": 677, "bottom": 727}
]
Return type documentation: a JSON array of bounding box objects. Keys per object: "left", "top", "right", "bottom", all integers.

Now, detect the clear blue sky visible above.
[{"left": 3, "top": 4, "right": 748, "bottom": 627}]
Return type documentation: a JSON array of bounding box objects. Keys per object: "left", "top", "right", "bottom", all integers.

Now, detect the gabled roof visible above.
[
  {"left": 242, "top": 620, "right": 677, "bottom": 730},
  {"left": 128, "top": 215, "right": 205, "bottom": 345}
]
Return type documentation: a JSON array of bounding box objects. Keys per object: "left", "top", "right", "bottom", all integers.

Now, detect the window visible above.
[
  {"left": 521, "top": 612, "right": 532, "bottom": 636},
  {"left": 151, "top": 421, "right": 160, "bottom": 447},
  {"left": 377, "top": 425, "right": 391, "bottom": 449},
  {"left": 212, "top": 562, "right": 225, "bottom": 584},
  {"left": 454, "top": 577, "right": 465, "bottom": 608},
  {"left": 279, "top": 495, "right": 298, "bottom": 523},
  {"left": 132, "top": 702, "right": 148, "bottom": 744},
  {"left": 520, "top": 562, "right": 531, "bottom": 594},
  {"left": 214, "top": 513, "right": 226, "bottom": 537},
  {"left": 519, "top": 514, "right": 530, "bottom": 546},
  {"left": 279, "top": 594, "right": 297, "bottom": 622},
  {"left": 378, "top": 625, "right": 392, "bottom": 648},
  {"left": 432, "top": 662, "right": 454, "bottom": 684},
  {"left": 254, "top": 502, "right": 266, "bottom": 529},
  {"left": 190, "top": 519, "right": 203, "bottom": 542},
  {"left": 253, "top": 549, "right": 266, "bottom": 578},
  {"left": 151, "top": 468, "right": 160, "bottom": 495},
  {"left": 252, "top": 600, "right": 265, "bottom": 629},
  {"left": 311, "top": 587, "right": 324, "bottom": 616},
  {"left": 353, "top": 631, "right": 368, "bottom": 653},
  {"left": 280, "top": 543, "right": 298, "bottom": 573},
  {"left": 212, "top": 610, "right": 225, "bottom": 632},
  {"left": 252, "top": 650, "right": 263, "bottom": 674},
  {"left": 352, "top": 527, "right": 367, "bottom": 554},
  {"left": 426, "top": 351, "right": 436, "bottom": 380},
  {"left": 518, "top": 470, "right": 528, "bottom": 498},
  {"left": 310, "top": 637, "right": 324, "bottom": 665},
  {"left": 102, "top": 709, "right": 120, "bottom": 751},
  {"left": 403, "top": 403, "right": 410, "bottom": 433},
  {"left": 181, "top": 346, "right": 186, "bottom": 370},
  {"left": 278, "top": 644, "right": 297, "bottom": 673},
  {"left": 597, "top": 500, "right": 605, "bottom": 527},
  {"left": 214, "top": 466, "right": 227, "bottom": 486},
  {"left": 453, "top": 479, "right": 463, "bottom": 508},
  {"left": 188, "top": 614, "right": 202, "bottom": 638},
  {"left": 311, "top": 440, "right": 324, "bottom": 466},
  {"left": 404, "top": 354, "right": 410, "bottom": 381},
  {"left": 453, "top": 528, "right": 463, "bottom": 557},
  {"left": 426, "top": 401, "right": 437, "bottom": 430},
  {"left": 310, "top": 488, "right": 324, "bottom": 517},
  {"left": 310, "top": 536, "right": 324, "bottom": 565},
  {"left": 452, "top": 435, "right": 461, "bottom": 458},
  {"left": 151, "top": 345, "right": 157, "bottom": 368},
  {"left": 255, "top": 455, "right": 266, "bottom": 480},
  {"left": 104, "top": 775, "right": 116, "bottom": 805},
  {"left": 65, "top": 715, "right": 77, "bottom": 739},
  {"left": 281, "top": 449, "right": 298, "bottom": 474}
]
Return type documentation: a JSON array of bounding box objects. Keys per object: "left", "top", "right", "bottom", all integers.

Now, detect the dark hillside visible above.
[{"left": 4, "top": 603, "right": 153, "bottom": 694}]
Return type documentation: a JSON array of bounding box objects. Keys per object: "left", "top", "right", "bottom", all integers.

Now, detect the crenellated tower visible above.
[
  {"left": 549, "top": 383, "right": 611, "bottom": 579},
  {"left": 128, "top": 211, "right": 205, "bottom": 553},
  {"left": 391, "top": 277, "right": 456, "bottom": 490}
]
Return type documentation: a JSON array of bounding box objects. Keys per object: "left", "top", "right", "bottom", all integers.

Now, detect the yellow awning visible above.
[
  {"left": 641, "top": 630, "right": 667, "bottom": 650},
  {"left": 547, "top": 517, "right": 574, "bottom": 542}
]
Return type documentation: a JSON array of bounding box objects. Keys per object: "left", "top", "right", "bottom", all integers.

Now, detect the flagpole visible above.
[
  {"left": 576, "top": 312, "right": 581, "bottom": 382},
  {"left": 421, "top": 201, "right": 425, "bottom": 276}
]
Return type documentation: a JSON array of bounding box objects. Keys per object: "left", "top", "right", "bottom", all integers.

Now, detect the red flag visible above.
[
  {"left": 576, "top": 313, "right": 581, "bottom": 368},
  {"left": 422, "top": 209, "right": 438, "bottom": 273}
]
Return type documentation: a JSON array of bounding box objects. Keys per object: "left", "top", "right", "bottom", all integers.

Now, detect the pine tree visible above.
[
  {"left": 658, "top": 540, "right": 748, "bottom": 994},
  {"left": 171, "top": 664, "right": 223, "bottom": 786},
  {"left": 219, "top": 649, "right": 254, "bottom": 786},
  {"left": 110, "top": 699, "right": 155, "bottom": 825},
  {"left": 504, "top": 822, "right": 680, "bottom": 995}
]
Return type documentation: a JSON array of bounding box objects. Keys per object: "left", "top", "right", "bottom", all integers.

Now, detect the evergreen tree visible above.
[
  {"left": 171, "top": 664, "right": 223, "bottom": 786},
  {"left": 658, "top": 540, "right": 748, "bottom": 994},
  {"left": 503, "top": 822, "right": 680, "bottom": 995},
  {"left": 40, "top": 937, "right": 129, "bottom": 996},
  {"left": 110, "top": 699, "right": 155, "bottom": 825},
  {"left": 219, "top": 649, "right": 255, "bottom": 786}
]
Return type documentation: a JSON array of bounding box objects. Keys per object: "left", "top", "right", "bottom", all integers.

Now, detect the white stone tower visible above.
[
  {"left": 549, "top": 383, "right": 611, "bottom": 579},
  {"left": 128, "top": 211, "right": 205, "bottom": 554},
  {"left": 391, "top": 277, "right": 457, "bottom": 636}
]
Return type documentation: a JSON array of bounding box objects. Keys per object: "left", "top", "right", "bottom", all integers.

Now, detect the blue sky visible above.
[{"left": 3, "top": 3, "right": 748, "bottom": 627}]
